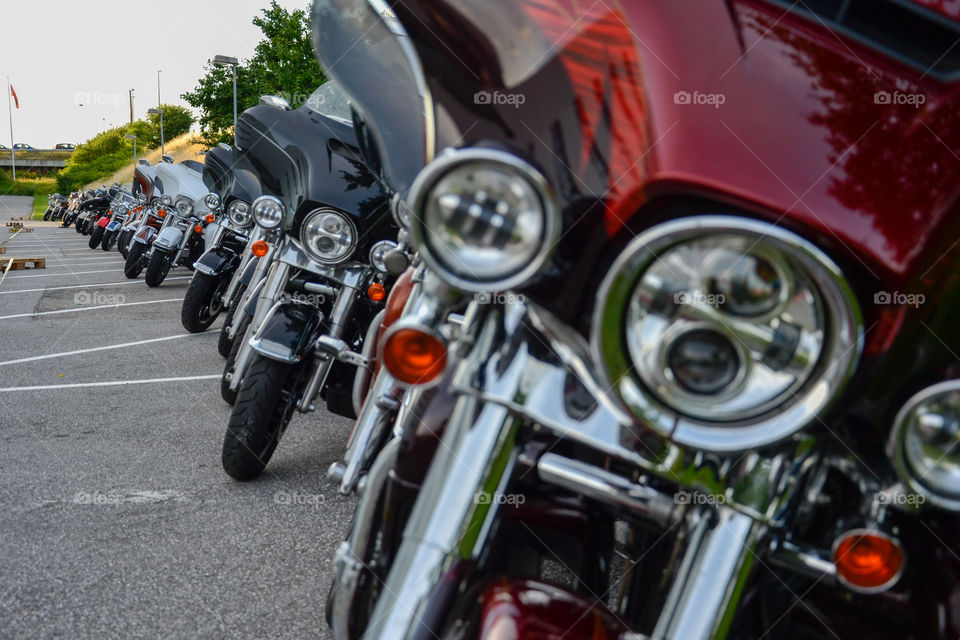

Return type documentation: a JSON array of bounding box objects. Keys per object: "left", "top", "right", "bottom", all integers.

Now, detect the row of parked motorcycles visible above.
[{"left": 52, "top": 1, "right": 960, "bottom": 638}]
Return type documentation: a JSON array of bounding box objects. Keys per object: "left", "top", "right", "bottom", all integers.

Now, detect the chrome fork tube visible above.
[
  {"left": 651, "top": 506, "right": 763, "bottom": 640},
  {"left": 364, "top": 396, "right": 518, "bottom": 640},
  {"left": 223, "top": 227, "right": 261, "bottom": 307},
  {"left": 332, "top": 369, "right": 399, "bottom": 494},
  {"left": 229, "top": 258, "right": 290, "bottom": 391},
  {"left": 172, "top": 224, "right": 194, "bottom": 265},
  {"left": 296, "top": 280, "right": 361, "bottom": 412},
  {"left": 228, "top": 239, "right": 273, "bottom": 340}
]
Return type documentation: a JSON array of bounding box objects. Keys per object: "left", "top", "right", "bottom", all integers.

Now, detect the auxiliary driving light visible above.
[
  {"left": 382, "top": 327, "right": 447, "bottom": 385},
  {"left": 832, "top": 529, "right": 904, "bottom": 593},
  {"left": 251, "top": 240, "right": 269, "bottom": 257}
]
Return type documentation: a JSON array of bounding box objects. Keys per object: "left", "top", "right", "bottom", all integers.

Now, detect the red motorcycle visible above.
[{"left": 314, "top": 1, "right": 960, "bottom": 638}]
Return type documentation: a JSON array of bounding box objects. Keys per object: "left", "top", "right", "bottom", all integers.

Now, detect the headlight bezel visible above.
[
  {"left": 227, "top": 199, "right": 253, "bottom": 228},
  {"left": 888, "top": 380, "right": 960, "bottom": 512},
  {"left": 204, "top": 193, "right": 222, "bottom": 212},
  {"left": 299, "top": 208, "right": 358, "bottom": 265},
  {"left": 592, "top": 215, "right": 864, "bottom": 453},
  {"left": 174, "top": 196, "right": 195, "bottom": 218},
  {"left": 407, "top": 147, "right": 560, "bottom": 293},
  {"left": 251, "top": 195, "right": 285, "bottom": 230}
]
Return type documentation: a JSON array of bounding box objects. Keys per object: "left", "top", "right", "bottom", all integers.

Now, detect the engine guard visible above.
[{"left": 249, "top": 301, "right": 326, "bottom": 363}]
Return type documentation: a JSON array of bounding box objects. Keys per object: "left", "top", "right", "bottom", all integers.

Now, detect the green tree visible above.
[
  {"left": 182, "top": 1, "right": 326, "bottom": 146},
  {"left": 144, "top": 104, "right": 195, "bottom": 148}
]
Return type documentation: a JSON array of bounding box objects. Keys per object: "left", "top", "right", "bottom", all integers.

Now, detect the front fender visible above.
[
  {"left": 154, "top": 227, "right": 184, "bottom": 251},
  {"left": 106, "top": 221, "right": 122, "bottom": 232},
  {"left": 250, "top": 301, "right": 326, "bottom": 363},
  {"left": 194, "top": 246, "right": 241, "bottom": 277},
  {"left": 134, "top": 226, "right": 157, "bottom": 245},
  {"left": 96, "top": 216, "right": 111, "bottom": 228}
]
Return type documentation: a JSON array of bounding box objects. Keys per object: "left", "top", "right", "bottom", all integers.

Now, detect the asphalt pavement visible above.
[{"left": 0, "top": 221, "right": 355, "bottom": 639}]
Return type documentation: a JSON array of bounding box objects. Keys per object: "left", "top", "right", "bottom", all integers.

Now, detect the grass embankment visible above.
[
  {"left": 83, "top": 134, "right": 208, "bottom": 191},
  {"left": 0, "top": 171, "right": 57, "bottom": 219}
]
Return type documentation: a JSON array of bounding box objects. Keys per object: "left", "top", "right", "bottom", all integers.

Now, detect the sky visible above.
[{"left": 0, "top": 0, "right": 310, "bottom": 149}]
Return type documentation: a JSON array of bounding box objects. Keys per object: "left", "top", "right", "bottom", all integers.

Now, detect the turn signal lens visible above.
[
  {"left": 158, "top": 209, "right": 166, "bottom": 218},
  {"left": 251, "top": 240, "right": 269, "bottom": 257},
  {"left": 205, "top": 214, "right": 215, "bottom": 224},
  {"left": 368, "top": 283, "right": 386, "bottom": 302},
  {"left": 383, "top": 328, "right": 447, "bottom": 385},
  {"left": 833, "top": 530, "right": 904, "bottom": 593},
  {"left": 194, "top": 224, "right": 204, "bottom": 233}
]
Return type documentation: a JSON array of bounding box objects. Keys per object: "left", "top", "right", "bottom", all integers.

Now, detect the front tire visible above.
[
  {"left": 221, "top": 355, "right": 305, "bottom": 481},
  {"left": 89, "top": 226, "right": 104, "bottom": 249},
  {"left": 145, "top": 250, "right": 171, "bottom": 287},
  {"left": 43, "top": 209, "right": 52, "bottom": 221},
  {"left": 181, "top": 272, "right": 230, "bottom": 333},
  {"left": 101, "top": 229, "right": 115, "bottom": 251},
  {"left": 124, "top": 243, "right": 146, "bottom": 279}
]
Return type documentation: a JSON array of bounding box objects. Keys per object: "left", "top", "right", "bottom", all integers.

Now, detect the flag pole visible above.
[{"left": 6, "top": 76, "right": 15, "bottom": 181}]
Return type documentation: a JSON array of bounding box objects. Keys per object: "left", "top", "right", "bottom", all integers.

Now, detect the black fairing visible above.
[
  {"left": 235, "top": 103, "right": 392, "bottom": 251},
  {"left": 203, "top": 146, "right": 262, "bottom": 205}
]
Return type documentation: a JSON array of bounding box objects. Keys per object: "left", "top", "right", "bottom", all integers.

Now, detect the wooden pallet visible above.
[
  {"left": 7, "top": 225, "right": 32, "bottom": 232},
  {"left": 2, "top": 257, "right": 45, "bottom": 270},
  {"left": 0, "top": 247, "right": 5, "bottom": 255}
]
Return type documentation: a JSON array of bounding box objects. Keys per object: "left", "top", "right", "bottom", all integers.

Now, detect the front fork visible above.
[
  {"left": 228, "top": 256, "right": 289, "bottom": 391},
  {"left": 222, "top": 227, "right": 262, "bottom": 310}
]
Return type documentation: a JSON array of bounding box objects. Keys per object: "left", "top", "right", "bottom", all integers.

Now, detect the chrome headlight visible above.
[
  {"left": 408, "top": 148, "right": 558, "bottom": 292},
  {"left": 252, "top": 195, "right": 284, "bottom": 229},
  {"left": 227, "top": 200, "right": 253, "bottom": 228},
  {"left": 159, "top": 194, "right": 173, "bottom": 207},
  {"left": 889, "top": 381, "right": 960, "bottom": 511},
  {"left": 204, "top": 193, "right": 221, "bottom": 212},
  {"left": 592, "top": 216, "right": 863, "bottom": 453},
  {"left": 174, "top": 196, "right": 195, "bottom": 217},
  {"left": 300, "top": 208, "right": 357, "bottom": 264},
  {"left": 369, "top": 240, "right": 399, "bottom": 273}
]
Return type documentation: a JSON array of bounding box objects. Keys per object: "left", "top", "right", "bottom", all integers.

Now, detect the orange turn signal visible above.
[
  {"left": 251, "top": 240, "right": 269, "bottom": 257},
  {"left": 157, "top": 209, "right": 166, "bottom": 218},
  {"left": 194, "top": 224, "right": 204, "bottom": 233},
  {"left": 367, "top": 283, "right": 386, "bottom": 302},
  {"left": 833, "top": 530, "right": 904, "bottom": 592},
  {"left": 382, "top": 328, "right": 447, "bottom": 385},
  {"left": 205, "top": 214, "right": 215, "bottom": 224}
]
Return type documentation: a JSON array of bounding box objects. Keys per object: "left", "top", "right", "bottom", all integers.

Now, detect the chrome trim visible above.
[
  {"left": 259, "top": 95, "right": 291, "bottom": 110},
  {"left": 407, "top": 147, "right": 560, "bottom": 293},
  {"left": 887, "top": 379, "right": 960, "bottom": 512},
  {"left": 592, "top": 215, "right": 864, "bottom": 453},
  {"left": 252, "top": 195, "right": 285, "bottom": 230},
  {"left": 353, "top": 308, "right": 387, "bottom": 417},
  {"left": 299, "top": 208, "right": 358, "bottom": 265}
]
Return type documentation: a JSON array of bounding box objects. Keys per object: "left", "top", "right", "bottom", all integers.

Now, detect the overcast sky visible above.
[{"left": 1, "top": 0, "right": 310, "bottom": 148}]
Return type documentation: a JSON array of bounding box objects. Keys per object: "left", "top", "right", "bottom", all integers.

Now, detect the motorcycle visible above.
[
  {"left": 76, "top": 186, "right": 115, "bottom": 235},
  {"left": 89, "top": 189, "right": 135, "bottom": 250},
  {"left": 179, "top": 144, "right": 260, "bottom": 334},
  {"left": 43, "top": 194, "right": 62, "bottom": 221},
  {"left": 217, "top": 83, "right": 398, "bottom": 481},
  {"left": 313, "top": 2, "right": 960, "bottom": 639},
  {"left": 117, "top": 161, "right": 163, "bottom": 258},
  {"left": 123, "top": 198, "right": 169, "bottom": 279}
]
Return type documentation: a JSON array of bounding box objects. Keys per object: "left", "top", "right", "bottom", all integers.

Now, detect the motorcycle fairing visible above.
[
  {"left": 249, "top": 301, "right": 327, "bottom": 363},
  {"left": 194, "top": 246, "right": 241, "bottom": 277}
]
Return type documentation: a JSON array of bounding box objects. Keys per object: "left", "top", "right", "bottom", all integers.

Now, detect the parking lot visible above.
[{"left": 0, "top": 214, "right": 354, "bottom": 639}]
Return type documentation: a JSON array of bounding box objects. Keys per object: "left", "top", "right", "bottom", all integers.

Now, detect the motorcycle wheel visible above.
[
  {"left": 118, "top": 232, "right": 129, "bottom": 259},
  {"left": 43, "top": 209, "right": 51, "bottom": 221},
  {"left": 145, "top": 251, "right": 171, "bottom": 287},
  {"left": 221, "top": 355, "right": 306, "bottom": 481},
  {"left": 89, "top": 226, "right": 104, "bottom": 249},
  {"left": 124, "top": 243, "right": 146, "bottom": 279},
  {"left": 101, "top": 230, "right": 115, "bottom": 251},
  {"left": 181, "top": 272, "right": 230, "bottom": 333},
  {"left": 221, "top": 313, "right": 252, "bottom": 405}
]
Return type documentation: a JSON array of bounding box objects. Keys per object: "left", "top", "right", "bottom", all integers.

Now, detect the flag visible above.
[{"left": 9, "top": 84, "right": 18, "bottom": 109}]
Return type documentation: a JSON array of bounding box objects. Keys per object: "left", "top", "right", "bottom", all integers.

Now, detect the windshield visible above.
[
  {"left": 312, "top": 0, "right": 432, "bottom": 194},
  {"left": 304, "top": 81, "right": 352, "bottom": 123}
]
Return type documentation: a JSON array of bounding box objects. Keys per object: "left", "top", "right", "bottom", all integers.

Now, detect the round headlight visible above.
[
  {"left": 160, "top": 194, "right": 172, "bottom": 206},
  {"left": 227, "top": 200, "right": 253, "bottom": 228},
  {"left": 204, "top": 193, "right": 221, "bottom": 211},
  {"left": 593, "top": 216, "right": 863, "bottom": 452},
  {"left": 369, "top": 240, "right": 399, "bottom": 273},
  {"left": 174, "top": 196, "right": 195, "bottom": 217},
  {"left": 300, "top": 209, "right": 357, "bottom": 264},
  {"left": 408, "top": 148, "right": 558, "bottom": 292},
  {"left": 889, "top": 381, "right": 960, "bottom": 511},
  {"left": 252, "top": 196, "right": 284, "bottom": 229}
]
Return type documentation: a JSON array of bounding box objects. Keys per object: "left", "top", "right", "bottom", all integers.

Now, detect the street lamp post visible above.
[
  {"left": 213, "top": 55, "right": 239, "bottom": 147},
  {"left": 147, "top": 108, "right": 164, "bottom": 157},
  {"left": 124, "top": 133, "right": 137, "bottom": 164}
]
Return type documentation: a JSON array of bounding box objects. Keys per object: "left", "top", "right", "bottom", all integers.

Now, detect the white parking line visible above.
[
  {"left": 0, "top": 374, "right": 220, "bottom": 393},
  {"left": 0, "top": 298, "right": 182, "bottom": 321},
  {"left": 0, "top": 269, "right": 121, "bottom": 280},
  {"left": 0, "top": 276, "right": 190, "bottom": 295},
  {"left": 0, "top": 333, "right": 208, "bottom": 367}
]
